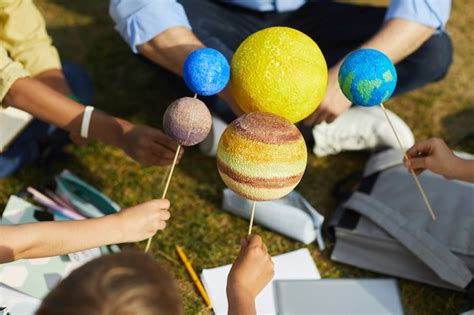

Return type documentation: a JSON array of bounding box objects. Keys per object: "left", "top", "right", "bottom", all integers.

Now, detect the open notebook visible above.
[
  {"left": 0, "top": 107, "right": 33, "bottom": 153},
  {"left": 201, "top": 248, "right": 320, "bottom": 314}
]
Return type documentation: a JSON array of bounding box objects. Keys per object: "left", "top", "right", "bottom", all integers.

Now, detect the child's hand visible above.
[
  {"left": 115, "top": 199, "right": 171, "bottom": 243},
  {"left": 227, "top": 235, "right": 274, "bottom": 302},
  {"left": 121, "top": 124, "right": 184, "bottom": 166},
  {"left": 404, "top": 138, "right": 459, "bottom": 179}
]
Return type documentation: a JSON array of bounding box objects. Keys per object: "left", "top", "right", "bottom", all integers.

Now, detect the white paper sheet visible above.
[
  {"left": 0, "top": 196, "right": 102, "bottom": 299},
  {"left": 0, "top": 107, "right": 33, "bottom": 153},
  {"left": 0, "top": 283, "right": 40, "bottom": 315},
  {"left": 201, "top": 248, "right": 320, "bottom": 314}
]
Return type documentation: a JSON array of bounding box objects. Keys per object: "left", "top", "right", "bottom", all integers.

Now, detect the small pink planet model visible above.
[{"left": 163, "top": 97, "right": 212, "bottom": 146}]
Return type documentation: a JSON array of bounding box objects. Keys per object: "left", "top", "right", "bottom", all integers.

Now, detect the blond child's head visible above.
[{"left": 37, "top": 250, "right": 183, "bottom": 315}]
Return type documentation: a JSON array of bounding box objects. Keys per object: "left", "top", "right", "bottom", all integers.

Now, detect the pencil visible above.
[{"left": 175, "top": 245, "right": 212, "bottom": 308}]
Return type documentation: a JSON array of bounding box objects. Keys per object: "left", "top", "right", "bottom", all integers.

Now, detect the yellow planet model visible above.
[{"left": 230, "top": 27, "right": 328, "bottom": 123}]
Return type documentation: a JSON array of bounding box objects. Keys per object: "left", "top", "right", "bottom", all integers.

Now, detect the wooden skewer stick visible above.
[
  {"left": 248, "top": 201, "right": 257, "bottom": 235},
  {"left": 379, "top": 103, "right": 436, "bottom": 220},
  {"left": 193, "top": 93, "right": 198, "bottom": 99},
  {"left": 145, "top": 144, "right": 182, "bottom": 253},
  {"left": 159, "top": 165, "right": 172, "bottom": 189}
]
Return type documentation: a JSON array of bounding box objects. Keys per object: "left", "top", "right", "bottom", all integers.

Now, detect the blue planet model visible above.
[
  {"left": 183, "top": 48, "right": 230, "bottom": 96},
  {"left": 338, "top": 49, "right": 397, "bottom": 106}
]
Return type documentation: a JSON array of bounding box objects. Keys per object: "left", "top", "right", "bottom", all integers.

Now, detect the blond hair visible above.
[{"left": 37, "top": 250, "right": 183, "bottom": 315}]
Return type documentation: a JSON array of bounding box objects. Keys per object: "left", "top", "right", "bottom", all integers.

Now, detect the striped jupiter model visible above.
[{"left": 217, "top": 112, "right": 307, "bottom": 201}]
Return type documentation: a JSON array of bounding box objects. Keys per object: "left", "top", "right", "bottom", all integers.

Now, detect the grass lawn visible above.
[{"left": 1, "top": 1, "right": 474, "bottom": 314}]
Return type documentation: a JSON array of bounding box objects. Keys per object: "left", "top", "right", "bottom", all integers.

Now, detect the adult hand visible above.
[
  {"left": 404, "top": 138, "right": 459, "bottom": 178},
  {"left": 303, "top": 66, "right": 351, "bottom": 126},
  {"left": 115, "top": 199, "right": 171, "bottom": 243},
  {"left": 121, "top": 124, "right": 183, "bottom": 166},
  {"left": 227, "top": 234, "right": 274, "bottom": 301}
]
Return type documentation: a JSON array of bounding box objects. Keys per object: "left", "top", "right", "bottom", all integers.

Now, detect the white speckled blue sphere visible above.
[{"left": 183, "top": 48, "right": 230, "bottom": 96}]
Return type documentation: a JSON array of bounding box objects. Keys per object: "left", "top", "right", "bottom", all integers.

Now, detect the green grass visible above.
[{"left": 1, "top": 1, "right": 474, "bottom": 314}]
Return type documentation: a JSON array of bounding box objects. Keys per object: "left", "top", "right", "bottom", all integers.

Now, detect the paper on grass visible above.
[
  {"left": 0, "top": 196, "right": 99, "bottom": 299},
  {"left": 0, "top": 283, "right": 40, "bottom": 315},
  {"left": 0, "top": 107, "right": 33, "bottom": 153},
  {"left": 201, "top": 248, "right": 320, "bottom": 314}
]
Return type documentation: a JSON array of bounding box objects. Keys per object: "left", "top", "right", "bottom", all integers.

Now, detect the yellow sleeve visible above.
[
  {"left": 0, "top": 46, "right": 29, "bottom": 102},
  {"left": 0, "top": 0, "right": 61, "bottom": 76}
]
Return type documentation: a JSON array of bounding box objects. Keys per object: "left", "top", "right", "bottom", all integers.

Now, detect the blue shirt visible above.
[{"left": 109, "top": 0, "right": 451, "bottom": 53}]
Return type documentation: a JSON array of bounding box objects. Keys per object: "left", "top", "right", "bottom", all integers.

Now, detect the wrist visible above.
[
  {"left": 106, "top": 212, "right": 127, "bottom": 244},
  {"left": 115, "top": 119, "right": 134, "bottom": 150},
  {"left": 227, "top": 282, "right": 255, "bottom": 302},
  {"left": 451, "top": 157, "right": 473, "bottom": 181},
  {"left": 80, "top": 106, "right": 94, "bottom": 138},
  {"left": 227, "top": 285, "right": 256, "bottom": 315},
  {"left": 88, "top": 111, "right": 134, "bottom": 149}
]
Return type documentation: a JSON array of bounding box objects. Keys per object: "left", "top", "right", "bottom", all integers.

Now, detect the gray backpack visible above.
[{"left": 329, "top": 149, "right": 474, "bottom": 293}]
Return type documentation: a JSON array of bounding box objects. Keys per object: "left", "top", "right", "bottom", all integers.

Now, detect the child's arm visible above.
[
  {"left": 0, "top": 199, "right": 170, "bottom": 263},
  {"left": 226, "top": 234, "right": 274, "bottom": 315},
  {"left": 3, "top": 77, "right": 182, "bottom": 166},
  {"left": 404, "top": 138, "right": 474, "bottom": 183}
]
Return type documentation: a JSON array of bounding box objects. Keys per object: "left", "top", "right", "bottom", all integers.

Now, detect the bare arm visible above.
[
  {"left": 228, "top": 290, "right": 257, "bottom": 315},
  {"left": 0, "top": 216, "right": 121, "bottom": 262},
  {"left": 0, "top": 199, "right": 171, "bottom": 263},
  {"left": 138, "top": 26, "right": 204, "bottom": 76},
  {"left": 5, "top": 76, "right": 127, "bottom": 147},
  {"left": 360, "top": 19, "right": 434, "bottom": 64},
  {"left": 35, "top": 68, "right": 71, "bottom": 96},
  {"left": 3, "top": 77, "right": 181, "bottom": 166},
  {"left": 404, "top": 138, "right": 474, "bottom": 183},
  {"left": 305, "top": 18, "right": 436, "bottom": 125},
  {"left": 138, "top": 26, "right": 243, "bottom": 115},
  {"left": 227, "top": 235, "right": 274, "bottom": 315},
  {"left": 448, "top": 159, "right": 474, "bottom": 183}
]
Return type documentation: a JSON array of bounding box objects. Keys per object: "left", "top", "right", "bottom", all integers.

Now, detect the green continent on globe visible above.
[
  {"left": 356, "top": 79, "right": 382, "bottom": 104},
  {"left": 340, "top": 71, "right": 355, "bottom": 102},
  {"left": 383, "top": 70, "right": 394, "bottom": 82}
]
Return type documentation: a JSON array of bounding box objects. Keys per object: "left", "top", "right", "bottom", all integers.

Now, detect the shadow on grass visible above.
[
  {"left": 442, "top": 107, "right": 474, "bottom": 151},
  {"left": 0, "top": 145, "right": 102, "bottom": 214}
]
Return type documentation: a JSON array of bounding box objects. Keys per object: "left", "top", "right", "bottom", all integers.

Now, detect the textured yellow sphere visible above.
[{"left": 230, "top": 27, "right": 328, "bottom": 123}]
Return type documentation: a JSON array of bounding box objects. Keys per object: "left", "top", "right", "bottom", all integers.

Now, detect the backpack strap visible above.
[
  {"left": 363, "top": 149, "right": 404, "bottom": 177},
  {"left": 344, "top": 192, "right": 474, "bottom": 290}
]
